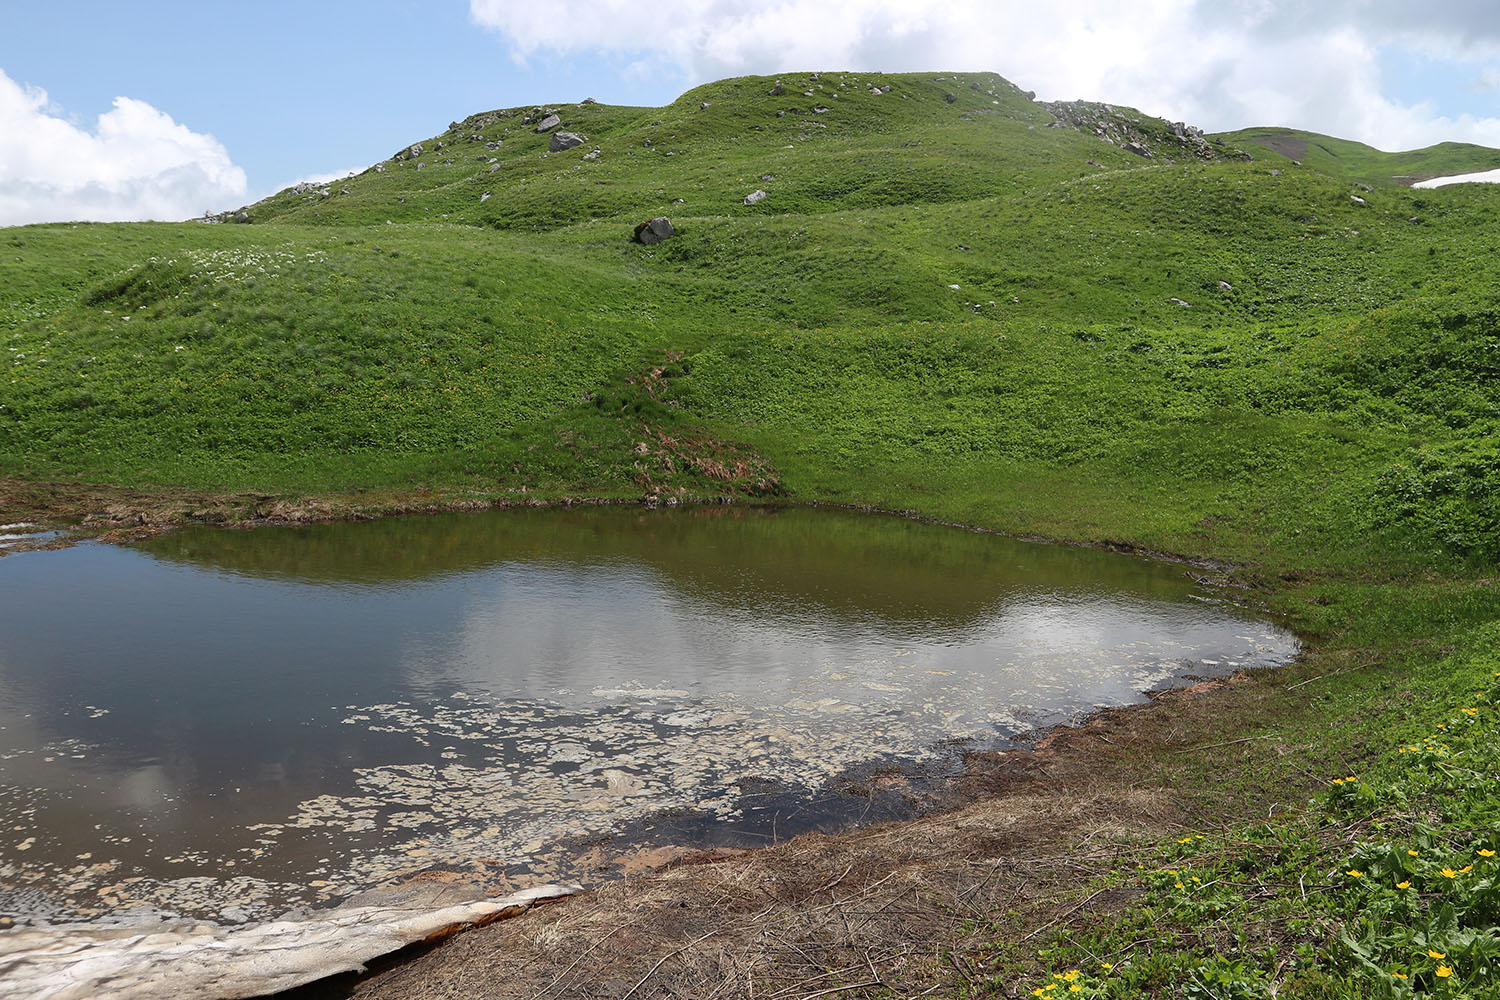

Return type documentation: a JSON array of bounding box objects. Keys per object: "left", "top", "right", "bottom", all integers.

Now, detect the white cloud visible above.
[
  {"left": 0, "top": 70, "right": 247, "bottom": 227},
  {"left": 469, "top": 0, "right": 1500, "bottom": 151}
]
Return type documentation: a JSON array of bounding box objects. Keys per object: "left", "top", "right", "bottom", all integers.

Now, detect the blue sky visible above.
[{"left": 2, "top": 0, "right": 1497, "bottom": 225}]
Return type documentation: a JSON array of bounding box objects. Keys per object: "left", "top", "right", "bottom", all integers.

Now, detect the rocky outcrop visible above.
[
  {"left": 743, "top": 190, "right": 767, "bottom": 206},
  {"left": 549, "top": 131, "right": 585, "bottom": 152},
  {"left": 534, "top": 114, "right": 561, "bottom": 133},
  {"left": 1039, "top": 101, "right": 1250, "bottom": 163}
]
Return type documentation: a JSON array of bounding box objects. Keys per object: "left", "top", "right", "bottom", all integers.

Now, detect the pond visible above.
[{"left": 0, "top": 505, "right": 1297, "bottom": 926}]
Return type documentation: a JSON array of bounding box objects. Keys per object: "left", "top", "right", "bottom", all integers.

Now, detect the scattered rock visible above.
[
  {"left": 700, "top": 102, "right": 710, "bottom": 110},
  {"left": 1170, "top": 297, "right": 1191, "bottom": 307},
  {"left": 233, "top": 212, "right": 250, "bottom": 224},
  {"left": 1291, "top": 159, "right": 1302, "bottom": 166},
  {"left": 813, "top": 106, "right": 829, "bottom": 114},
  {"left": 947, "top": 284, "right": 961, "bottom": 290},
  {"left": 1217, "top": 280, "right": 1234, "bottom": 292},
  {"left": 743, "top": 190, "right": 767, "bottom": 206},
  {"left": 549, "top": 131, "right": 586, "bottom": 152},
  {"left": 480, "top": 192, "right": 491, "bottom": 203},
  {"left": 769, "top": 82, "right": 784, "bottom": 96},
  {"left": 1355, "top": 182, "right": 1373, "bottom": 192},
  {"left": 1269, "top": 169, "right": 1282, "bottom": 176},
  {"left": 1024, "top": 90, "right": 1036, "bottom": 100},
  {"left": 583, "top": 148, "right": 601, "bottom": 160},
  {"left": 1124, "top": 141, "right": 1151, "bottom": 157},
  {"left": 971, "top": 81, "right": 982, "bottom": 91},
  {"left": 1351, "top": 195, "right": 1367, "bottom": 206},
  {"left": 944, "top": 92, "right": 957, "bottom": 104},
  {"left": 581, "top": 97, "right": 597, "bottom": 104},
  {"left": 633, "top": 217, "right": 675, "bottom": 244},
  {"left": 760, "top": 174, "right": 775, "bottom": 181},
  {"left": 488, "top": 164, "right": 501, "bottom": 173},
  {"left": 397, "top": 143, "right": 423, "bottom": 161},
  {"left": 373, "top": 164, "right": 385, "bottom": 173},
  {"left": 534, "top": 114, "right": 561, "bottom": 133}
]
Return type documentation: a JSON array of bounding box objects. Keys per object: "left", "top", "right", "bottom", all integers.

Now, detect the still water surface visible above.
[{"left": 0, "top": 506, "right": 1296, "bottom": 924}]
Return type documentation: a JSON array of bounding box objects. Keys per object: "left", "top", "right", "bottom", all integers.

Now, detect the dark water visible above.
[{"left": 0, "top": 505, "right": 1296, "bottom": 925}]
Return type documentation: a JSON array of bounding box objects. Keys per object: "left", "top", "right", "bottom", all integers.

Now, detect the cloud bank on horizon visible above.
[
  {"left": 0, "top": 70, "right": 246, "bottom": 228},
  {"left": 471, "top": 0, "right": 1500, "bottom": 152}
]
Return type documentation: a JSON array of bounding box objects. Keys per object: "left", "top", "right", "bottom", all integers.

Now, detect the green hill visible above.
[
  {"left": 6, "top": 73, "right": 1500, "bottom": 993},
  {"left": 233, "top": 72, "right": 1250, "bottom": 231},
  {"left": 1215, "top": 125, "right": 1500, "bottom": 185}
]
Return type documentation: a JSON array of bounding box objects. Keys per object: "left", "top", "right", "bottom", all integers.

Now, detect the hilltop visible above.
[
  {"left": 4, "top": 70, "right": 1500, "bottom": 1000},
  {"left": 227, "top": 71, "right": 1253, "bottom": 231}
]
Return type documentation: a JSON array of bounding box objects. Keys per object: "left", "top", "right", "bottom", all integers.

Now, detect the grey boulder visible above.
[
  {"left": 534, "top": 114, "right": 561, "bottom": 133},
  {"left": 633, "top": 217, "right": 675, "bottom": 244},
  {"left": 549, "top": 131, "right": 585, "bottom": 152},
  {"left": 743, "top": 190, "right": 767, "bottom": 205}
]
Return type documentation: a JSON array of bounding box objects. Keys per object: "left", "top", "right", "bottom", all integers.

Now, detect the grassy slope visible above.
[
  {"left": 6, "top": 70, "right": 1500, "bottom": 996},
  {"left": 1216, "top": 126, "right": 1500, "bottom": 185}
]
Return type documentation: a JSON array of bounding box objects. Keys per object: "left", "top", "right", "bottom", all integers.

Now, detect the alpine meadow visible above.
[{"left": 6, "top": 70, "right": 1500, "bottom": 998}]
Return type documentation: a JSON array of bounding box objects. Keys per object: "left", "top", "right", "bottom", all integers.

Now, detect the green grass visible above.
[
  {"left": 5, "top": 69, "right": 1500, "bottom": 997},
  {"left": 966, "top": 622, "right": 1500, "bottom": 998}
]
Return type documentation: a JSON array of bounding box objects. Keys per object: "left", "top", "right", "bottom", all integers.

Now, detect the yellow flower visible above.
[
  {"left": 1461, "top": 708, "right": 1477, "bottom": 716},
  {"left": 1347, "top": 870, "right": 1364, "bottom": 878},
  {"left": 1346, "top": 775, "right": 1357, "bottom": 782},
  {"left": 1480, "top": 849, "right": 1495, "bottom": 858},
  {"left": 1069, "top": 988, "right": 1082, "bottom": 994},
  {"left": 1191, "top": 876, "right": 1201, "bottom": 882},
  {"left": 1175, "top": 882, "right": 1184, "bottom": 889},
  {"left": 1397, "top": 881, "right": 1412, "bottom": 889},
  {"left": 1428, "top": 949, "right": 1447, "bottom": 959},
  {"left": 1461, "top": 865, "right": 1474, "bottom": 873},
  {"left": 1332, "top": 778, "right": 1346, "bottom": 785},
  {"left": 1436, "top": 965, "right": 1452, "bottom": 978},
  {"left": 1393, "top": 972, "right": 1408, "bottom": 980},
  {"left": 1063, "top": 971, "right": 1080, "bottom": 983},
  {"left": 1178, "top": 836, "right": 1192, "bottom": 843},
  {"left": 1409, "top": 849, "right": 1420, "bottom": 856},
  {"left": 1101, "top": 962, "right": 1114, "bottom": 971},
  {"left": 1441, "top": 868, "right": 1459, "bottom": 878},
  {"left": 1032, "top": 990, "right": 1046, "bottom": 997}
]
